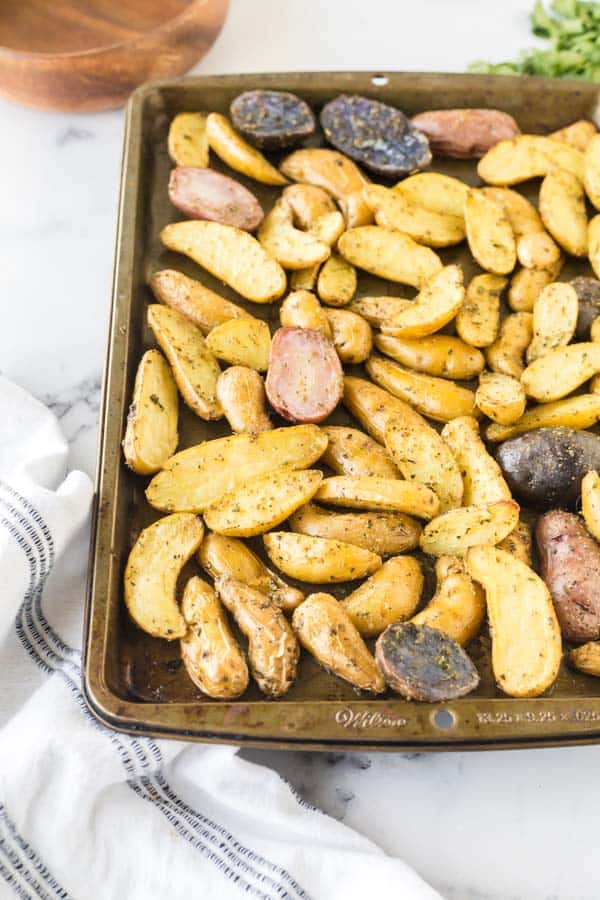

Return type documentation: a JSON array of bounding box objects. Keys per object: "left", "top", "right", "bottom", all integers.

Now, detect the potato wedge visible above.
[
  {"left": 379, "top": 265, "right": 465, "bottom": 338},
  {"left": 569, "top": 641, "right": 600, "bottom": 677},
  {"left": 199, "top": 533, "right": 303, "bottom": 612},
  {"left": 411, "top": 556, "right": 485, "bottom": 645},
  {"left": 180, "top": 577, "right": 249, "bottom": 698},
  {"left": 581, "top": 470, "right": 600, "bottom": 543},
  {"left": 315, "top": 475, "right": 439, "bottom": 519},
  {"left": 420, "top": 500, "right": 520, "bottom": 558},
  {"left": 464, "top": 189, "right": 516, "bottom": 275},
  {"left": 385, "top": 417, "right": 463, "bottom": 513},
  {"left": 394, "top": 172, "right": 468, "bottom": 218},
  {"left": 279, "top": 148, "right": 372, "bottom": 227},
  {"left": 216, "top": 577, "right": 299, "bottom": 697},
  {"left": 348, "top": 295, "right": 412, "bottom": 328},
  {"left": 539, "top": 169, "right": 588, "bottom": 257},
  {"left": 288, "top": 503, "right": 421, "bottom": 557},
  {"left": 475, "top": 372, "right": 526, "bottom": 426},
  {"left": 366, "top": 354, "right": 478, "bottom": 423},
  {"left": 216, "top": 367, "right": 272, "bottom": 434},
  {"left": 341, "top": 556, "right": 423, "bottom": 636},
  {"left": 325, "top": 308, "right": 372, "bottom": 363},
  {"left": 258, "top": 197, "right": 331, "bottom": 269},
  {"left": 338, "top": 226, "right": 442, "bottom": 289},
  {"left": 589, "top": 214, "right": 600, "bottom": 279},
  {"left": 321, "top": 425, "right": 399, "bottom": 478},
  {"left": 480, "top": 187, "right": 543, "bottom": 237},
  {"left": 584, "top": 133, "right": 600, "bottom": 210},
  {"left": 516, "top": 231, "right": 562, "bottom": 270},
  {"left": 124, "top": 513, "right": 204, "bottom": 640},
  {"left": 149, "top": 269, "right": 253, "bottom": 335},
  {"left": 466, "top": 546, "right": 561, "bottom": 698},
  {"left": 122, "top": 349, "right": 179, "bottom": 475},
  {"left": 477, "top": 135, "right": 584, "bottom": 185},
  {"left": 167, "top": 112, "right": 209, "bottom": 168},
  {"left": 206, "top": 113, "right": 287, "bottom": 185},
  {"left": 146, "top": 424, "right": 327, "bottom": 513},
  {"left": 283, "top": 183, "right": 337, "bottom": 227},
  {"left": 342, "top": 375, "right": 425, "bottom": 444},
  {"left": 507, "top": 262, "right": 564, "bottom": 313},
  {"left": 441, "top": 416, "right": 511, "bottom": 506},
  {"left": 497, "top": 519, "right": 533, "bottom": 566},
  {"left": 485, "top": 393, "right": 600, "bottom": 441},
  {"left": 317, "top": 254, "right": 357, "bottom": 307},
  {"left": 485, "top": 311, "right": 533, "bottom": 379},
  {"left": 375, "top": 333, "right": 484, "bottom": 380},
  {"left": 521, "top": 343, "right": 600, "bottom": 402},
  {"left": 456, "top": 274, "right": 505, "bottom": 348},
  {"left": 526, "top": 282, "right": 578, "bottom": 364},
  {"left": 161, "top": 221, "right": 286, "bottom": 304},
  {"left": 147, "top": 304, "right": 222, "bottom": 421},
  {"left": 292, "top": 593, "right": 385, "bottom": 692},
  {"left": 364, "top": 183, "right": 465, "bottom": 248},
  {"left": 206, "top": 318, "right": 271, "bottom": 372},
  {"left": 551, "top": 119, "right": 597, "bottom": 152},
  {"left": 264, "top": 532, "right": 382, "bottom": 583},
  {"left": 280, "top": 290, "right": 332, "bottom": 337}
]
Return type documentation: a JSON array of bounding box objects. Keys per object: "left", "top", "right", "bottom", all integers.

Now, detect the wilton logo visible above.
[{"left": 335, "top": 708, "right": 408, "bottom": 729}]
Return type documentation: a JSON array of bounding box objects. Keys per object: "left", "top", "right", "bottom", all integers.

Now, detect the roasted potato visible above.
[
  {"left": 521, "top": 343, "right": 600, "bottom": 403},
  {"left": 411, "top": 108, "right": 519, "bottom": 158},
  {"left": 342, "top": 376, "right": 425, "bottom": 444},
  {"left": 216, "top": 367, "right": 272, "bottom": 434},
  {"left": 507, "top": 262, "right": 563, "bottom": 314},
  {"left": 581, "top": 470, "right": 600, "bottom": 542},
  {"left": 464, "top": 189, "right": 516, "bottom": 275},
  {"left": 325, "top": 308, "right": 373, "bottom": 363},
  {"left": 411, "top": 556, "right": 485, "bottom": 646},
  {"left": 375, "top": 332, "right": 485, "bottom": 380},
  {"left": 317, "top": 254, "right": 357, "bottom": 307},
  {"left": 380, "top": 264, "right": 465, "bottom": 338},
  {"left": 497, "top": 519, "right": 533, "bottom": 566},
  {"left": 551, "top": 119, "right": 597, "bottom": 152},
  {"left": 364, "top": 183, "right": 465, "bottom": 248},
  {"left": 441, "top": 416, "right": 511, "bottom": 506},
  {"left": 280, "top": 290, "right": 332, "bottom": 338},
  {"left": 264, "top": 532, "right": 382, "bottom": 583},
  {"left": 584, "top": 132, "right": 600, "bottom": 210},
  {"left": 341, "top": 555, "right": 423, "bottom": 636},
  {"left": 485, "top": 311, "right": 533, "bottom": 379},
  {"left": 279, "top": 148, "right": 372, "bottom": 227},
  {"left": 290, "top": 265, "right": 320, "bottom": 292},
  {"left": 569, "top": 641, "right": 600, "bottom": 677},
  {"left": 420, "top": 500, "right": 520, "bottom": 558},
  {"left": 456, "top": 274, "right": 505, "bottom": 347},
  {"left": 122, "top": 349, "right": 178, "bottom": 475},
  {"left": 206, "top": 318, "right": 271, "bottom": 371},
  {"left": 168, "top": 112, "right": 209, "bottom": 167},
  {"left": 477, "top": 135, "right": 584, "bottom": 185},
  {"left": 149, "top": 269, "right": 252, "bottom": 335},
  {"left": 349, "top": 295, "right": 412, "bottom": 328},
  {"left": 526, "top": 282, "right": 578, "bottom": 364},
  {"left": 168, "top": 167, "right": 263, "bottom": 231},
  {"left": 258, "top": 197, "right": 331, "bottom": 269},
  {"left": 206, "top": 112, "right": 288, "bottom": 185},
  {"left": 283, "top": 183, "right": 337, "bottom": 227},
  {"left": 320, "top": 425, "right": 399, "bottom": 479},
  {"left": 230, "top": 90, "right": 316, "bottom": 149},
  {"left": 288, "top": 503, "right": 421, "bottom": 557},
  {"left": 394, "top": 171, "right": 468, "bottom": 218},
  {"left": 516, "top": 231, "right": 561, "bottom": 270},
  {"left": 480, "top": 186, "right": 543, "bottom": 237},
  {"left": 292, "top": 592, "right": 385, "bottom": 692},
  {"left": 539, "top": 169, "right": 588, "bottom": 257},
  {"left": 475, "top": 372, "right": 526, "bottom": 426},
  {"left": 487, "top": 394, "right": 600, "bottom": 442},
  {"left": 589, "top": 214, "right": 600, "bottom": 279},
  {"left": 315, "top": 475, "right": 439, "bottom": 519},
  {"left": 338, "top": 226, "right": 442, "bottom": 289}
]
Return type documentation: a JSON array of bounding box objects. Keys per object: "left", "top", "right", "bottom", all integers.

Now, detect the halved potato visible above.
[
  {"left": 581, "top": 470, "right": 600, "bottom": 542},
  {"left": 526, "top": 282, "right": 578, "bottom": 363},
  {"left": 507, "top": 262, "right": 563, "bottom": 313},
  {"left": 264, "top": 531, "right": 382, "bottom": 583},
  {"left": 441, "top": 416, "right": 511, "bottom": 506},
  {"left": 309, "top": 211, "right": 346, "bottom": 246},
  {"left": 379, "top": 265, "right": 465, "bottom": 338},
  {"left": 161, "top": 221, "right": 286, "bottom": 303},
  {"left": 480, "top": 187, "right": 543, "bottom": 237},
  {"left": 321, "top": 425, "right": 399, "bottom": 478},
  {"left": 216, "top": 366, "right": 272, "bottom": 434},
  {"left": 317, "top": 254, "right": 357, "bottom": 306},
  {"left": 203, "top": 468, "right": 322, "bottom": 537},
  {"left": 521, "top": 343, "right": 600, "bottom": 402},
  {"left": 283, "top": 183, "right": 337, "bottom": 227},
  {"left": 539, "top": 169, "right": 588, "bottom": 257},
  {"left": 124, "top": 513, "right": 204, "bottom": 640},
  {"left": 456, "top": 274, "right": 505, "bottom": 348},
  {"left": 288, "top": 503, "right": 421, "bottom": 557},
  {"left": 147, "top": 304, "right": 222, "bottom": 421},
  {"left": 338, "top": 226, "right": 442, "bottom": 289},
  {"left": 279, "top": 148, "right": 372, "bottom": 227},
  {"left": 364, "top": 183, "right": 465, "bottom": 247},
  {"left": 569, "top": 641, "right": 600, "bottom": 677},
  {"left": 325, "top": 308, "right": 372, "bottom": 363},
  {"left": 411, "top": 556, "right": 485, "bottom": 645},
  {"left": 122, "top": 349, "right": 178, "bottom": 475},
  {"left": 375, "top": 332, "right": 485, "bottom": 380},
  {"left": 466, "top": 546, "right": 561, "bottom": 698},
  {"left": 497, "top": 519, "right": 533, "bottom": 566},
  {"left": 349, "top": 295, "right": 412, "bottom": 328},
  {"left": 464, "top": 189, "right": 516, "bottom": 275},
  {"left": 584, "top": 133, "right": 600, "bottom": 210},
  {"left": 477, "top": 135, "right": 584, "bottom": 185},
  {"left": 146, "top": 424, "right": 327, "bottom": 513},
  {"left": 149, "top": 269, "right": 253, "bottom": 335},
  {"left": 280, "top": 290, "right": 332, "bottom": 337},
  {"left": 516, "top": 231, "right": 562, "bottom": 270},
  {"left": 394, "top": 172, "right": 468, "bottom": 218},
  {"left": 342, "top": 375, "right": 425, "bottom": 444},
  {"left": 290, "top": 265, "right": 320, "bottom": 291},
  {"left": 475, "top": 372, "right": 526, "bottom": 426},
  {"left": 314, "top": 475, "right": 439, "bottom": 519},
  {"left": 420, "top": 500, "right": 520, "bottom": 557},
  {"left": 486, "top": 393, "right": 600, "bottom": 441},
  {"left": 485, "top": 311, "right": 533, "bottom": 379},
  {"left": 551, "top": 119, "right": 597, "bottom": 152},
  {"left": 589, "top": 214, "right": 600, "bottom": 279},
  {"left": 168, "top": 112, "right": 209, "bottom": 168},
  {"left": 341, "top": 556, "right": 423, "bottom": 636},
  {"left": 206, "top": 113, "right": 288, "bottom": 185},
  {"left": 206, "top": 317, "right": 271, "bottom": 371},
  {"left": 258, "top": 197, "right": 331, "bottom": 269}
]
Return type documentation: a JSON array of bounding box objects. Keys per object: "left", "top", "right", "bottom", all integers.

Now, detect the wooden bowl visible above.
[{"left": 0, "top": 0, "right": 229, "bottom": 112}]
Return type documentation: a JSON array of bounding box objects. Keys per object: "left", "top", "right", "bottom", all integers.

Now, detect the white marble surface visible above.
[{"left": 2, "top": 1, "right": 598, "bottom": 898}]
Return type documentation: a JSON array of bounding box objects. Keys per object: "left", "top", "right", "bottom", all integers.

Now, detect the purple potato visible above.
[
  {"left": 570, "top": 277, "right": 600, "bottom": 340},
  {"left": 168, "top": 167, "right": 264, "bottom": 231},
  {"left": 230, "top": 90, "right": 316, "bottom": 149}
]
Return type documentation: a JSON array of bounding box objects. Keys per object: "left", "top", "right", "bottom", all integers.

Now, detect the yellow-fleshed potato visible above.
[
  {"left": 216, "top": 577, "right": 299, "bottom": 697},
  {"left": 147, "top": 304, "right": 222, "bottom": 421},
  {"left": 122, "top": 349, "right": 179, "bottom": 475},
  {"left": 516, "top": 231, "right": 562, "bottom": 270},
  {"left": 216, "top": 367, "right": 272, "bottom": 434},
  {"left": 349, "top": 296, "right": 412, "bottom": 328},
  {"left": 477, "top": 134, "right": 584, "bottom": 185},
  {"left": 321, "top": 425, "right": 399, "bottom": 478},
  {"left": 317, "top": 254, "right": 357, "bottom": 307},
  {"left": 206, "top": 318, "right": 271, "bottom": 371},
  {"left": 308, "top": 211, "right": 346, "bottom": 247},
  {"left": 325, "top": 308, "right": 372, "bottom": 363},
  {"left": 420, "top": 500, "right": 520, "bottom": 558},
  {"left": 338, "top": 226, "right": 442, "bottom": 289},
  {"left": 485, "top": 311, "right": 533, "bottom": 379},
  {"left": 341, "top": 556, "right": 424, "bottom": 636},
  {"left": 498, "top": 519, "right": 533, "bottom": 566},
  {"left": 258, "top": 197, "right": 331, "bottom": 269},
  {"left": 161, "top": 221, "right": 286, "bottom": 303},
  {"left": 569, "top": 641, "right": 600, "bottom": 677},
  {"left": 464, "top": 189, "right": 517, "bottom": 275},
  {"left": 280, "top": 290, "right": 332, "bottom": 337},
  {"left": 466, "top": 546, "right": 561, "bottom": 698},
  {"left": 180, "top": 577, "right": 249, "bottom": 698},
  {"left": 456, "top": 274, "right": 506, "bottom": 348},
  {"left": 375, "top": 333, "right": 485, "bottom": 380},
  {"left": 507, "top": 261, "right": 564, "bottom": 313},
  {"left": 380, "top": 264, "right": 465, "bottom": 338},
  {"left": 264, "top": 532, "right": 382, "bottom": 583},
  {"left": 366, "top": 354, "right": 478, "bottom": 423},
  {"left": 592, "top": 317, "right": 600, "bottom": 344},
  {"left": 203, "top": 468, "right": 323, "bottom": 537},
  {"left": 475, "top": 372, "right": 526, "bottom": 425},
  {"left": 288, "top": 503, "right": 421, "bottom": 557},
  {"left": 385, "top": 417, "right": 463, "bottom": 513},
  {"left": 283, "top": 183, "right": 337, "bottom": 227},
  {"left": 441, "top": 416, "right": 511, "bottom": 505},
  {"left": 314, "top": 475, "right": 439, "bottom": 520},
  {"left": 199, "top": 533, "right": 303, "bottom": 612},
  {"left": 124, "top": 513, "right": 204, "bottom": 640},
  {"left": 411, "top": 556, "right": 485, "bottom": 646},
  {"left": 167, "top": 112, "right": 209, "bottom": 168},
  {"left": 290, "top": 265, "right": 320, "bottom": 292},
  {"left": 526, "top": 282, "right": 578, "bottom": 363},
  {"left": 342, "top": 376, "right": 425, "bottom": 444},
  {"left": 551, "top": 119, "right": 597, "bottom": 151},
  {"left": 485, "top": 393, "right": 600, "bottom": 441},
  {"left": 279, "top": 148, "right": 372, "bottom": 227},
  {"left": 589, "top": 214, "right": 600, "bottom": 279},
  {"left": 364, "top": 183, "right": 465, "bottom": 248},
  {"left": 394, "top": 172, "right": 468, "bottom": 218},
  {"left": 584, "top": 133, "right": 600, "bottom": 210},
  {"left": 146, "top": 424, "right": 327, "bottom": 513},
  {"left": 292, "top": 593, "right": 385, "bottom": 692},
  {"left": 581, "top": 470, "right": 600, "bottom": 542},
  {"left": 149, "top": 269, "right": 252, "bottom": 335},
  {"left": 521, "top": 343, "right": 600, "bottom": 402},
  {"left": 539, "top": 169, "right": 588, "bottom": 257},
  {"left": 480, "top": 187, "right": 543, "bottom": 237},
  {"left": 206, "top": 113, "right": 287, "bottom": 185}
]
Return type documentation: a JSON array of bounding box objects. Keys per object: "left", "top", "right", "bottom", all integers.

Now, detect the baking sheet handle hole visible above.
[
  {"left": 432, "top": 709, "right": 456, "bottom": 730},
  {"left": 371, "top": 74, "right": 389, "bottom": 87}
]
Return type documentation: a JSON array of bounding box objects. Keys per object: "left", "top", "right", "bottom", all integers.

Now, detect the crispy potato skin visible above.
[
  {"left": 320, "top": 425, "right": 400, "bottom": 479},
  {"left": 341, "top": 556, "right": 423, "bottom": 636},
  {"left": 263, "top": 532, "right": 382, "bottom": 583},
  {"left": 411, "top": 108, "right": 519, "bottom": 158},
  {"left": 441, "top": 416, "right": 511, "bottom": 506},
  {"left": 288, "top": 503, "right": 421, "bottom": 557},
  {"left": 216, "top": 367, "right": 272, "bottom": 434},
  {"left": 411, "top": 556, "right": 485, "bottom": 646},
  {"left": 122, "top": 349, "right": 179, "bottom": 475},
  {"left": 149, "top": 269, "right": 251, "bottom": 335}
]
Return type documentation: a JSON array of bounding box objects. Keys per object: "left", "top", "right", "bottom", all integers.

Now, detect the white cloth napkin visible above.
[{"left": 0, "top": 375, "right": 443, "bottom": 900}]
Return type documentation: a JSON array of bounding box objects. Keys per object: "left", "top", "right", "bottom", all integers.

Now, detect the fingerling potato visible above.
[
  {"left": 206, "top": 112, "right": 288, "bottom": 185},
  {"left": 168, "top": 167, "right": 263, "bottom": 231},
  {"left": 411, "top": 556, "right": 485, "bottom": 645},
  {"left": 486, "top": 394, "right": 600, "bottom": 441},
  {"left": 394, "top": 171, "right": 468, "bottom": 218},
  {"left": 279, "top": 147, "right": 372, "bottom": 227},
  {"left": 539, "top": 169, "right": 588, "bottom": 257},
  {"left": 379, "top": 264, "right": 465, "bottom": 338},
  {"left": 588, "top": 214, "right": 600, "bottom": 279},
  {"left": 507, "top": 262, "right": 563, "bottom": 313},
  {"left": 288, "top": 503, "right": 421, "bottom": 557},
  {"left": 315, "top": 475, "right": 439, "bottom": 519},
  {"left": 283, "top": 183, "right": 337, "bottom": 227},
  {"left": 216, "top": 367, "right": 272, "bottom": 434},
  {"left": 317, "top": 254, "right": 357, "bottom": 307},
  {"left": 516, "top": 231, "right": 562, "bottom": 270},
  {"left": 206, "top": 318, "right": 271, "bottom": 371},
  {"left": 441, "top": 416, "right": 511, "bottom": 506},
  {"left": 475, "top": 372, "right": 526, "bottom": 426},
  {"left": 581, "top": 470, "right": 600, "bottom": 543},
  {"left": 551, "top": 119, "right": 597, "bottom": 152},
  {"left": 264, "top": 532, "right": 382, "bottom": 583},
  {"left": 464, "top": 189, "right": 516, "bottom": 275},
  {"left": 477, "top": 134, "right": 584, "bottom": 185},
  {"left": 526, "top": 282, "right": 578, "bottom": 363},
  {"left": 290, "top": 265, "right": 320, "bottom": 292},
  {"left": 258, "top": 197, "right": 331, "bottom": 269},
  {"left": 122, "top": 349, "right": 178, "bottom": 475},
  {"left": 480, "top": 187, "right": 543, "bottom": 237},
  {"left": 321, "top": 425, "right": 399, "bottom": 478},
  {"left": 569, "top": 641, "right": 600, "bottom": 676},
  {"left": 521, "top": 343, "right": 600, "bottom": 402},
  {"left": 497, "top": 519, "right": 533, "bottom": 566},
  {"left": 280, "top": 290, "right": 332, "bottom": 337},
  {"left": 584, "top": 133, "right": 600, "bottom": 210},
  {"left": 349, "top": 295, "right": 412, "bottom": 328},
  {"left": 149, "top": 269, "right": 252, "bottom": 335},
  {"left": 342, "top": 375, "right": 425, "bottom": 444},
  {"left": 420, "top": 500, "right": 520, "bottom": 557},
  {"left": 325, "top": 308, "right": 372, "bottom": 363},
  {"left": 485, "top": 311, "right": 533, "bottom": 379},
  {"left": 341, "top": 556, "right": 423, "bottom": 636},
  {"left": 456, "top": 274, "right": 505, "bottom": 347},
  {"left": 338, "top": 226, "right": 442, "bottom": 289},
  {"left": 375, "top": 333, "right": 485, "bottom": 380},
  {"left": 364, "top": 183, "right": 465, "bottom": 248},
  {"left": 411, "top": 108, "right": 519, "bottom": 158},
  {"left": 168, "top": 112, "right": 209, "bottom": 167}
]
